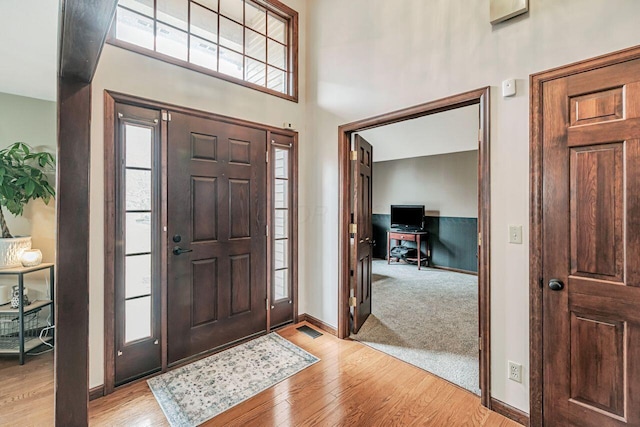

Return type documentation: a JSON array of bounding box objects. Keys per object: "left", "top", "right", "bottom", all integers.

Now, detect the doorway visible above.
[
  {"left": 530, "top": 46, "right": 640, "bottom": 426},
  {"left": 338, "top": 87, "right": 491, "bottom": 407},
  {"left": 351, "top": 118, "right": 480, "bottom": 394},
  {"left": 103, "top": 92, "right": 298, "bottom": 392}
]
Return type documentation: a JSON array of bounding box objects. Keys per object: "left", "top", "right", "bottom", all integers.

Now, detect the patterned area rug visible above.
[
  {"left": 352, "top": 260, "right": 480, "bottom": 395},
  {"left": 148, "top": 333, "right": 319, "bottom": 426}
]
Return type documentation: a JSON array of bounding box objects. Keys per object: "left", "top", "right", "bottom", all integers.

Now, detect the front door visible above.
[
  {"left": 167, "top": 112, "right": 267, "bottom": 364},
  {"left": 542, "top": 58, "right": 640, "bottom": 425},
  {"left": 352, "top": 134, "right": 373, "bottom": 333}
]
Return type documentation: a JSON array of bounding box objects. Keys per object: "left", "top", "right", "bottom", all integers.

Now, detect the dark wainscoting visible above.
[{"left": 372, "top": 214, "right": 478, "bottom": 273}]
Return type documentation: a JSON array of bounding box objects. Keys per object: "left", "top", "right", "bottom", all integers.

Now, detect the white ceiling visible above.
[
  {"left": 358, "top": 104, "right": 480, "bottom": 163},
  {"left": 0, "top": 0, "right": 59, "bottom": 101}
]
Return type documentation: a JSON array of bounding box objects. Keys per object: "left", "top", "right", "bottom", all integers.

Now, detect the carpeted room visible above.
[
  {"left": 351, "top": 114, "right": 481, "bottom": 395},
  {"left": 352, "top": 260, "right": 479, "bottom": 394}
]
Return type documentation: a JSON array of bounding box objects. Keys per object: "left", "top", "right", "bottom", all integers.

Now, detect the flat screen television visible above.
[{"left": 390, "top": 205, "right": 425, "bottom": 231}]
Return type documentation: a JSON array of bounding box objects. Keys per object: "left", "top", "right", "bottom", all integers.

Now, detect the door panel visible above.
[
  {"left": 229, "top": 179, "right": 251, "bottom": 238},
  {"left": 191, "top": 177, "right": 218, "bottom": 242},
  {"left": 570, "top": 312, "right": 625, "bottom": 417},
  {"left": 570, "top": 144, "right": 623, "bottom": 281},
  {"left": 191, "top": 258, "right": 218, "bottom": 326},
  {"left": 167, "top": 112, "right": 267, "bottom": 364},
  {"left": 352, "top": 134, "right": 373, "bottom": 333},
  {"left": 230, "top": 254, "right": 251, "bottom": 315},
  {"left": 542, "top": 59, "right": 640, "bottom": 426}
]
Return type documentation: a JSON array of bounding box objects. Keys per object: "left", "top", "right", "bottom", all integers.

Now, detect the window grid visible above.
[
  {"left": 123, "top": 123, "right": 155, "bottom": 343},
  {"left": 113, "top": 0, "right": 293, "bottom": 97},
  {"left": 272, "top": 145, "right": 290, "bottom": 301}
]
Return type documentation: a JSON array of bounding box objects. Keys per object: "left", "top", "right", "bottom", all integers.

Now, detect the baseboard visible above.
[
  {"left": 432, "top": 264, "right": 478, "bottom": 276},
  {"left": 491, "top": 397, "right": 529, "bottom": 426},
  {"left": 298, "top": 313, "right": 337, "bottom": 336},
  {"left": 89, "top": 385, "right": 105, "bottom": 401}
]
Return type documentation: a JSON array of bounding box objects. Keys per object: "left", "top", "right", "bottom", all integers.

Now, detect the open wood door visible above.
[
  {"left": 540, "top": 57, "right": 640, "bottom": 426},
  {"left": 351, "top": 134, "right": 373, "bottom": 333}
]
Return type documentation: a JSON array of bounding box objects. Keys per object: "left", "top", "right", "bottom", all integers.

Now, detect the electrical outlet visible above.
[{"left": 508, "top": 361, "right": 522, "bottom": 383}]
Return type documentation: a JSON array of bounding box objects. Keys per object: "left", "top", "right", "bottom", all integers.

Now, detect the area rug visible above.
[
  {"left": 352, "top": 260, "right": 480, "bottom": 395},
  {"left": 148, "top": 333, "right": 319, "bottom": 426}
]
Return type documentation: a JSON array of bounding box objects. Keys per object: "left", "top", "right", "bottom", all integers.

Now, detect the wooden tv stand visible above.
[{"left": 387, "top": 230, "right": 428, "bottom": 270}]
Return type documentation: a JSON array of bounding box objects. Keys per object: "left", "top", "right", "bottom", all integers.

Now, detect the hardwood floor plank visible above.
[
  {"left": 0, "top": 351, "right": 54, "bottom": 427},
  {"left": 0, "top": 322, "right": 521, "bottom": 426}
]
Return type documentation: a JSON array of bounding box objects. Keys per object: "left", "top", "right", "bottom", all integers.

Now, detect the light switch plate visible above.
[{"left": 509, "top": 225, "right": 523, "bottom": 244}]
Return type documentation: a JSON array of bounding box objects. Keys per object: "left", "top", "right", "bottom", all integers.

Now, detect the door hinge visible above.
[
  {"left": 350, "top": 150, "right": 358, "bottom": 161},
  {"left": 349, "top": 296, "right": 357, "bottom": 307},
  {"left": 349, "top": 223, "right": 357, "bottom": 234},
  {"left": 478, "top": 232, "right": 482, "bottom": 246},
  {"left": 478, "top": 128, "right": 483, "bottom": 143},
  {"left": 350, "top": 269, "right": 354, "bottom": 277},
  {"left": 479, "top": 336, "right": 482, "bottom": 351},
  {"left": 266, "top": 150, "right": 269, "bottom": 163},
  {"left": 266, "top": 224, "right": 269, "bottom": 237},
  {"left": 117, "top": 350, "right": 123, "bottom": 356},
  {"left": 266, "top": 298, "right": 269, "bottom": 310},
  {"left": 162, "top": 112, "right": 172, "bottom": 122}
]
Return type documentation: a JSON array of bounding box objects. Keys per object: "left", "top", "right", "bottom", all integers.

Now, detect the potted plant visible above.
[{"left": 0, "top": 143, "right": 55, "bottom": 268}]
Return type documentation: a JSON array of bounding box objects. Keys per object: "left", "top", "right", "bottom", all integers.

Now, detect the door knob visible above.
[
  {"left": 548, "top": 279, "right": 564, "bottom": 291},
  {"left": 173, "top": 246, "right": 193, "bottom": 255}
]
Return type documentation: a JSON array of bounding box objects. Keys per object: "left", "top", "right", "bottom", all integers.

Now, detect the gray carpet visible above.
[{"left": 351, "top": 260, "right": 480, "bottom": 395}]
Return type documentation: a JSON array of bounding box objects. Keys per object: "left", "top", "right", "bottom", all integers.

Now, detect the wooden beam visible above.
[
  {"left": 55, "top": 78, "right": 91, "bottom": 426},
  {"left": 59, "top": 0, "right": 118, "bottom": 83},
  {"left": 56, "top": 1, "right": 117, "bottom": 425}
]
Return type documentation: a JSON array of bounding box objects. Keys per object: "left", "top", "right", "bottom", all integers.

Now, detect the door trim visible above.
[
  {"left": 529, "top": 44, "right": 640, "bottom": 427},
  {"left": 103, "top": 91, "right": 298, "bottom": 394},
  {"left": 337, "top": 87, "right": 491, "bottom": 407}
]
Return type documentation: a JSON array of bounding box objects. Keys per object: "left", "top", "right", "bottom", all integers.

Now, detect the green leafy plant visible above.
[{"left": 0, "top": 143, "right": 55, "bottom": 238}]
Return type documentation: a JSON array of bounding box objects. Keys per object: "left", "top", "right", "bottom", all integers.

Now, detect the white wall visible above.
[
  {"left": 359, "top": 104, "right": 479, "bottom": 162},
  {"left": 373, "top": 151, "right": 478, "bottom": 218},
  {"left": 88, "top": 0, "right": 307, "bottom": 388},
  {"left": 304, "top": 0, "right": 640, "bottom": 412},
  {"left": 0, "top": 92, "right": 56, "bottom": 297},
  {"left": 0, "top": 1, "right": 58, "bottom": 101}
]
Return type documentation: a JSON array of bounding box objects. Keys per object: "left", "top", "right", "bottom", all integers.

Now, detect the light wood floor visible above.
[
  {"left": 0, "top": 348, "right": 54, "bottom": 427},
  {"left": 0, "top": 322, "right": 520, "bottom": 426}
]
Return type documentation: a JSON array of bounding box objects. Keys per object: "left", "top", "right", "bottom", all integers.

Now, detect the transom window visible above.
[{"left": 109, "top": 0, "right": 298, "bottom": 100}]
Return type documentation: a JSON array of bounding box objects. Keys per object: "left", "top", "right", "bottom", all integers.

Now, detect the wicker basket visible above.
[{"left": 0, "top": 311, "right": 39, "bottom": 337}]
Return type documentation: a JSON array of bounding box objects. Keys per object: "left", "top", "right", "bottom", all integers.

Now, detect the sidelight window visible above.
[
  {"left": 272, "top": 145, "right": 290, "bottom": 301},
  {"left": 109, "top": 101, "right": 163, "bottom": 386},
  {"left": 110, "top": 0, "right": 298, "bottom": 101},
  {"left": 122, "top": 124, "right": 156, "bottom": 343}
]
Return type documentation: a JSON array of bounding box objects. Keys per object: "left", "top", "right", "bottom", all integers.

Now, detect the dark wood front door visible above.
[
  {"left": 352, "top": 134, "right": 373, "bottom": 333},
  {"left": 167, "top": 112, "right": 267, "bottom": 364},
  {"left": 541, "top": 58, "right": 640, "bottom": 425}
]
